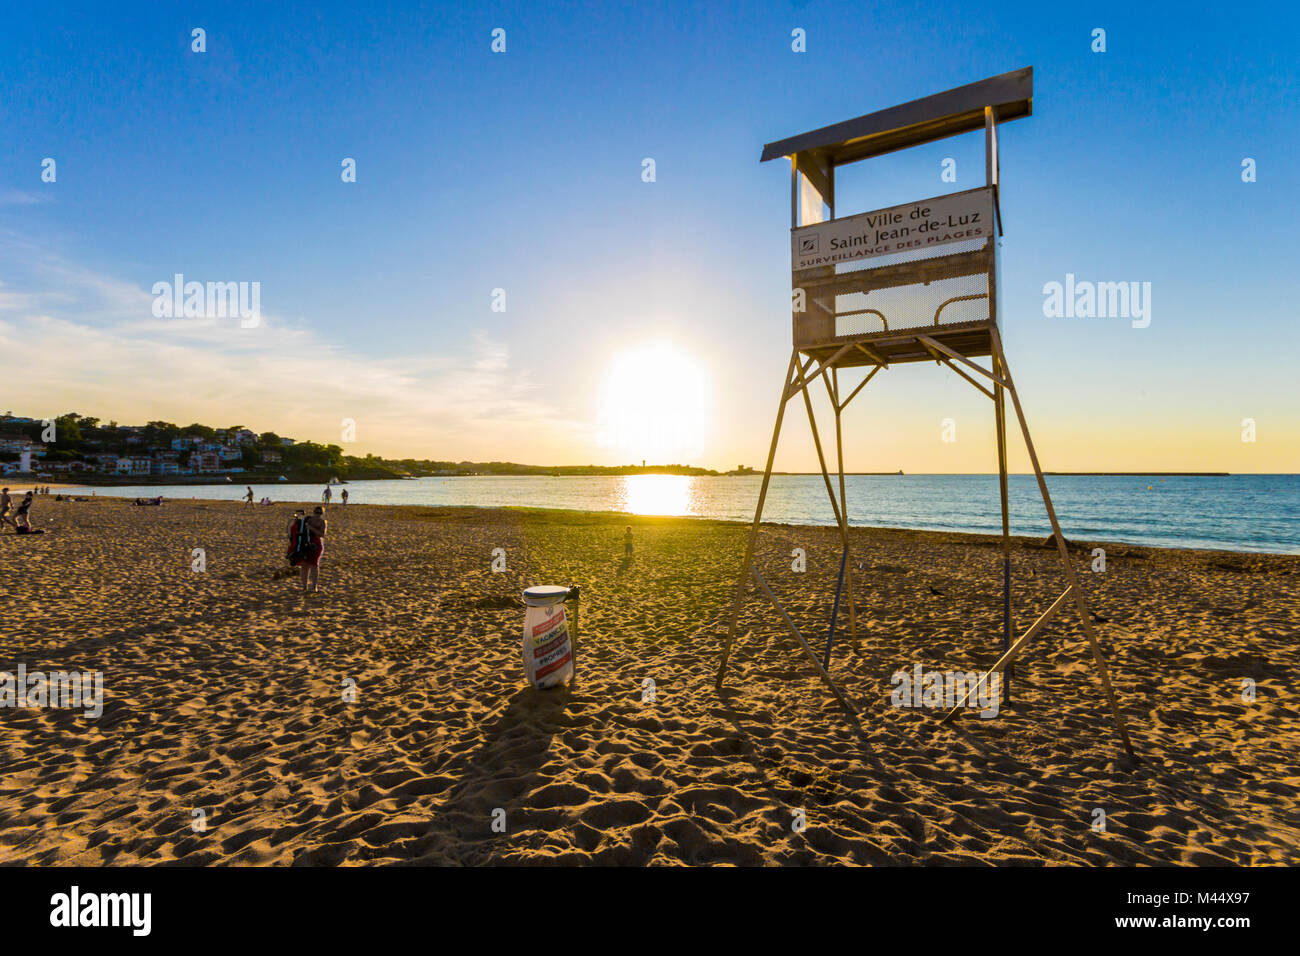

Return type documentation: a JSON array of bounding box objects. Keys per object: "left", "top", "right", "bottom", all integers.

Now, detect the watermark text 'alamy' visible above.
[
  {"left": 151, "top": 273, "right": 260, "bottom": 327},
  {"left": 1042, "top": 273, "right": 1150, "bottom": 328}
]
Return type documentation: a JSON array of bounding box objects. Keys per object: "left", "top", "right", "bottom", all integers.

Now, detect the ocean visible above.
[{"left": 60, "top": 473, "right": 1300, "bottom": 555}]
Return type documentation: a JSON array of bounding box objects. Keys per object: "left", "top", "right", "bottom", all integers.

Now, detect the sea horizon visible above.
[{"left": 54, "top": 472, "right": 1300, "bottom": 556}]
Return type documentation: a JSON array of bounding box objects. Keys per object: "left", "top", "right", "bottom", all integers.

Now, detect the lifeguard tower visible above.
[{"left": 715, "top": 67, "right": 1135, "bottom": 755}]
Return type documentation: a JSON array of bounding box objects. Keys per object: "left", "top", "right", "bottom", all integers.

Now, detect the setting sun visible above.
[{"left": 597, "top": 342, "right": 711, "bottom": 464}]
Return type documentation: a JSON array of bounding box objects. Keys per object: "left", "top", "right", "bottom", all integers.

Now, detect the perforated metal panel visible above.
[
  {"left": 792, "top": 241, "right": 995, "bottom": 356},
  {"left": 835, "top": 273, "right": 989, "bottom": 336}
]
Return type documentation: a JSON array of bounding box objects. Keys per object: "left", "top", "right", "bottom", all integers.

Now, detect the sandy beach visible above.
[{"left": 1, "top": 497, "right": 1297, "bottom": 866}]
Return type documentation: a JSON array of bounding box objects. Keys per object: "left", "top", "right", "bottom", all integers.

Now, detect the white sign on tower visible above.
[{"left": 791, "top": 187, "right": 995, "bottom": 271}]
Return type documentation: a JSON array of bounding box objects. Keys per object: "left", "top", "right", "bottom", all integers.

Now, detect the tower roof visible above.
[{"left": 761, "top": 66, "right": 1032, "bottom": 166}]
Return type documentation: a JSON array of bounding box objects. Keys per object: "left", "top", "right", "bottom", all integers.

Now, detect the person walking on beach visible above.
[
  {"left": 244, "top": 486, "right": 255, "bottom": 507},
  {"left": 322, "top": 485, "right": 332, "bottom": 504},
  {"left": 0, "top": 488, "right": 16, "bottom": 531},
  {"left": 624, "top": 526, "right": 634, "bottom": 557},
  {"left": 340, "top": 488, "right": 348, "bottom": 506},
  {"left": 13, "top": 491, "right": 34, "bottom": 531},
  {"left": 297, "top": 506, "right": 327, "bottom": 593}
]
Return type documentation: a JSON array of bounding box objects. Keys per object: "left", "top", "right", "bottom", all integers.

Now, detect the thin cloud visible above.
[
  {"left": 0, "top": 244, "right": 579, "bottom": 459},
  {"left": 0, "top": 190, "right": 52, "bottom": 207}
]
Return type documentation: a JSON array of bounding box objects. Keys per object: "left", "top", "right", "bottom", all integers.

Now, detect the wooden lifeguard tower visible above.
[{"left": 714, "top": 67, "right": 1135, "bottom": 755}]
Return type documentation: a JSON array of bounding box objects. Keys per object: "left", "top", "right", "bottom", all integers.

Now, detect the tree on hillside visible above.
[
  {"left": 51, "top": 413, "right": 84, "bottom": 448},
  {"left": 143, "top": 421, "right": 181, "bottom": 447},
  {"left": 279, "top": 441, "right": 345, "bottom": 477},
  {"left": 183, "top": 423, "right": 217, "bottom": 439}
]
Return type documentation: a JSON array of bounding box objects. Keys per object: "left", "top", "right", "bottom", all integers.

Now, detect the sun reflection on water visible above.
[{"left": 619, "top": 474, "right": 698, "bottom": 516}]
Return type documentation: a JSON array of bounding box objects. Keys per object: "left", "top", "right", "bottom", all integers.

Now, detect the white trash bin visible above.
[{"left": 521, "top": 585, "right": 577, "bottom": 689}]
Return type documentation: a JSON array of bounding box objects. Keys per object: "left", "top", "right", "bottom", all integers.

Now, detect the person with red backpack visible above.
[{"left": 286, "top": 507, "right": 327, "bottom": 593}]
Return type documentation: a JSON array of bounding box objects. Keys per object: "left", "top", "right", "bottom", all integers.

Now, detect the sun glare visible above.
[
  {"left": 620, "top": 474, "right": 697, "bottom": 516},
  {"left": 597, "top": 343, "right": 711, "bottom": 464}
]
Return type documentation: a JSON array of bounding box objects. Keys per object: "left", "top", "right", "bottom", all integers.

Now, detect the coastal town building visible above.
[
  {"left": 115, "top": 457, "right": 152, "bottom": 476},
  {"left": 0, "top": 433, "right": 36, "bottom": 454},
  {"left": 0, "top": 412, "right": 355, "bottom": 481}
]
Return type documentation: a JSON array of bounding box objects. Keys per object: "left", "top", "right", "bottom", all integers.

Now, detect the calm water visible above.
[{"left": 63, "top": 474, "right": 1299, "bottom": 554}]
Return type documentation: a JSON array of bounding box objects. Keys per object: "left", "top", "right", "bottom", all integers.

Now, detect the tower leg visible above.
[
  {"left": 803, "top": 367, "right": 851, "bottom": 668},
  {"left": 824, "top": 546, "right": 847, "bottom": 668},
  {"left": 832, "top": 369, "right": 858, "bottom": 645},
  {"left": 993, "top": 348, "right": 1012, "bottom": 702},
  {"left": 716, "top": 349, "right": 799, "bottom": 690},
  {"left": 991, "top": 327, "right": 1135, "bottom": 756},
  {"left": 798, "top": 363, "right": 845, "bottom": 529}
]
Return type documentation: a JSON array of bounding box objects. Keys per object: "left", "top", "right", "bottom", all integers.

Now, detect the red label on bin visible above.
[{"left": 537, "top": 653, "right": 572, "bottom": 679}]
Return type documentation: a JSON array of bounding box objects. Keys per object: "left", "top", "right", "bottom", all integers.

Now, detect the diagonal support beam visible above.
[
  {"left": 854, "top": 342, "right": 890, "bottom": 369},
  {"left": 785, "top": 344, "right": 854, "bottom": 404},
  {"left": 990, "top": 325, "right": 1136, "bottom": 757},
  {"left": 940, "top": 585, "right": 1072, "bottom": 724},
  {"left": 915, "top": 335, "right": 1009, "bottom": 390},
  {"left": 838, "top": 364, "right": 881, "bottom": 412},
  {"left": 920, "top": 342, "right": 996, "bottom": 401},
  {"left": 751, "top": 566, "right": 857, "bottom": 716}
]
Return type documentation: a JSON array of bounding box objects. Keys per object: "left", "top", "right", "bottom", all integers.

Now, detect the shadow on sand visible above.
[{"left": 420, "top": 684, "right": 578, "bottom": 863}]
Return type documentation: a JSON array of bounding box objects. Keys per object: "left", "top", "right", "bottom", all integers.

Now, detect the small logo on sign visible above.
[{"left": 798, "top": 233, "right": 820, "bottom": 256}]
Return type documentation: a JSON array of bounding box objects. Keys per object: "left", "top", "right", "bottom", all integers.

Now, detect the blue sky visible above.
[{"left": 2, "top": 0, "right": 1297, "bottom": 471}]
